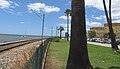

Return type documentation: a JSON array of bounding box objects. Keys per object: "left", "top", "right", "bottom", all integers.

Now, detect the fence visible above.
[{"left": 32, "top": 38, "right": 52, "bottom": 69}]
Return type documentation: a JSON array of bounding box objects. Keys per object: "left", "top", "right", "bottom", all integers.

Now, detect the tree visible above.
[
  {"left": 103, "top": 33, "right": 110, "bottom": 38},
  {"left": 88, "top": 31, "right": 96, "bottom": 38},
  {"left": 58, "top": 26, "right": 64, "bottom": 39},
  {"left": 103, "top": 0, "right": 119, "bottom": 51},
  {"left": 66, "top": 0, "right": 93, "bottom": 69},
  {"left": 64, "top": 9, "right": 71, "bottom": 41},
  {"left": 103, "top": 32, "right": 116, "bottom": 39}
]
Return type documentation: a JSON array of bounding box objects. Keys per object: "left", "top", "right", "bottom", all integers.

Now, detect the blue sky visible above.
[{"left": 0, "top": 0, "right": 120, "bottom": 36}]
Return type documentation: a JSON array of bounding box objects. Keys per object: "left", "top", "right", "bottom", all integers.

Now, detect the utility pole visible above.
[
  {"left": 42, "top": 14, "right": 45, "bottom": 39},
  {"left": 31, "top": 10, "right": 45, "bottom": 40}
]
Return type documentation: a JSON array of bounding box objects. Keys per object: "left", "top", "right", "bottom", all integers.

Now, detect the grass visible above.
[
  {"left": 88, "top": 44, "right": 120, "bottom": 69},
  {"left": 46, "top": 39, "right": 120, "bottom": 69},
  {"left": 46, "top": 39, "right": 69, "bottom": 69}
]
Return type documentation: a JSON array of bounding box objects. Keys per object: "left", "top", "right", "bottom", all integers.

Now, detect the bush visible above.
[{"left": 52, "top": 37, "right": 60, "bottom": 42}]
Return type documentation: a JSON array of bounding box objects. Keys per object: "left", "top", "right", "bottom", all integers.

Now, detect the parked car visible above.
[
  {"left": 87, "top": 38, "right": 91, "bottom": 41},
  {"left": 96, "top": 39, "right": 104, "bottom": 43},
  {"left": 96, "top": 38, "right": 101, "bottom": 42},
  {"left": 105, "top": 39, "right": 120, "bottom": 45},
  {"left": 91, "top": 38, "right": 98, "bottom": 42},
  {"left": 87, "top": 38, "right": 95, "bottom": 42},
  {"left": 97, "top": 38, "right": 109, "bottom": 43},
  {"left": 106, "top": 39, "right": 111, "bottom": 44}
]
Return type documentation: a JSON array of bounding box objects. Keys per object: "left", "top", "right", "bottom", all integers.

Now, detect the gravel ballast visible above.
[{"left": 0, "top": 41, "right": 42, "bottom": 69}]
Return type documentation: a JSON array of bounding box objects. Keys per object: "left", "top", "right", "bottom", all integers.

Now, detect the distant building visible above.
[
  {"left": 88, "top": 26, "right": 105, "bottom": 38},
  {"left": 104, "top": 23, "right": 120, "bottom": 38},
  {"left": 88, "top": 23, "right": 120, "bottom": 38}
]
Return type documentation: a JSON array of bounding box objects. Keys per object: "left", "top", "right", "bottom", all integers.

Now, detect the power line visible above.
[
  {"left": 31, "top": 10, "right": 42, "bottom": 20},
  {"left": 31, "top": 10, "right": 45, "bottom": 39}
]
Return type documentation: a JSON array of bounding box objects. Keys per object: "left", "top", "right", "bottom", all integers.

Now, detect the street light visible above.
[{"left": 64, "top": 9, "right": 71, "bottom": 41}]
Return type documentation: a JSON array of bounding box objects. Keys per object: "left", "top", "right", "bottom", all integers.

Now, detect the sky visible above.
[{"left": 0, "top": 0, "right": 120, "bottom": 36}]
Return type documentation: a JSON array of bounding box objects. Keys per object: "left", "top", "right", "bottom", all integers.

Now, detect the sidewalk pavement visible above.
[{"left": 87, "top": 41, "right": 120, "bottom": 48}]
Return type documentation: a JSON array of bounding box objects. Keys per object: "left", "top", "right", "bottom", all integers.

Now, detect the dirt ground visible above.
[{"left": 44, "top": 54, "right": 63, "bottom": 69}]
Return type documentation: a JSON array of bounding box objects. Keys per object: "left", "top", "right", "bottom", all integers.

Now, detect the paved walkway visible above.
[{"left": 87, "top": 41, "right": 120, "bottom": 48}]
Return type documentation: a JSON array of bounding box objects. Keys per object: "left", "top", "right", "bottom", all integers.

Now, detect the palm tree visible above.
[
  {"left": 58, "top": 26, "right": 64, "bottom": 39},
  {"left": 66, "top": 0, "right": 92, "bottom": 69},
  {"left": 103, "top": 0, "right": 119, "bottom": 51},
  {"left": 64, "top": 9, "right": 71, "bottom": 41}
]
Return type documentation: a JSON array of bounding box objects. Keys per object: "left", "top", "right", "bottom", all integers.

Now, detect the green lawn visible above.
[
  {"left": 47, "top": 39, "right": 120, "bottom": 69},
  {"left": 88, "top": 44, "right": 120, "bottom": 69}
]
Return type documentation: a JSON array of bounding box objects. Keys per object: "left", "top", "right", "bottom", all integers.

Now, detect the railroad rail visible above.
[{"left": 0, "top": 38, "right": 43, "bottom": 52}]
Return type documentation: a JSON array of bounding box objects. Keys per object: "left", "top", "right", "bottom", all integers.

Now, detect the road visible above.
[{"left": 87, "top": 41, "right": 120, "bottom": 48}]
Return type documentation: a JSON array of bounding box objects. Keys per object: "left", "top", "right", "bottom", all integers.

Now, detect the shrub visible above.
[{"left": 52, "top": 37, "right": 60, "bottom": 42}]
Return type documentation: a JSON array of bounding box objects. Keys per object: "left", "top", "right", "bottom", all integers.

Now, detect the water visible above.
[{"left": 0, "top": 34, "right": 41, "bottom": 43}]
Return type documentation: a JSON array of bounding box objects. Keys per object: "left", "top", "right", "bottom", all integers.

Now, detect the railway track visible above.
[{"left": 0, "top": 39, "right": 43, "bottom": 52}]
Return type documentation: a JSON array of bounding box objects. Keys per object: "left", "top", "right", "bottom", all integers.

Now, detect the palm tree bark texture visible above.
[
  {"left": 66, "top": 0, "right": 92, "bottom": 69},
  {"left": 103, "top": 0, "right": 119, "bottom": 51}
]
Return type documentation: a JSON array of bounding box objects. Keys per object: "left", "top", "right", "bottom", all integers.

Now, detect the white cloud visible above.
[
  {"left": 59, "top": 15, "right": 71, "bottom": 20},
  {"left": 0, "top": 0, "right": 11, "bottom": 9},
  {"left": 85, "top": 0, "right": 105, "bottom": 10},
  {"left": 59, "top": 16, "right": 67, "bottom": 20},
  {"left": 27, "top": 2, "right": 60, "bottom": 13},
  {"left": 14, "top": 3, "right": 19, "bottom": 7},
  {"left": 86, "top": 20, "right": 102, "bottom": 27},
  {"left": 6, "top": 9, "right": 23, "bottom": 15},
  {"left": 111, "top": 0, "right": 120, "bottom": 19},
  {"left": 93, "top": 16, "right": 102, "bottom": 20},
  {"left": 112, "top": 13, "right": 120, "bottom": 19},
  {"left": 85, "top": 0, "right": 108, "bottom": 10},
  {"left": 27, "top": 3, "right": 45, "bottom": 12},
  {"left": 85, "top": 0, "right": 120, "bottom": 20},
  {"left": 16, "top": 12, "right": 23, "bottom": 16},
  {"left": 0, "top": 0, "right": 19, "bottom": 9},
  {"left": 20, "top": 22, "right": 25, "bottom": 24},
  {"left": 92, "top": 15, "right": 105, "bottom": 20},
  {"left": 44, "top": 6, "right": 60, "bottom": 13},
  {"left": 89, "top": 22, "right": 102, "bottom": 27},
  {"left": 112, "top": 20, "right": 120, "bottom": 23},
  {"left": 95, "top": 17, "right": 102, "bottom": 20},
  {"left": 8, "top": 9, "right": 14, "bottom": 14}
]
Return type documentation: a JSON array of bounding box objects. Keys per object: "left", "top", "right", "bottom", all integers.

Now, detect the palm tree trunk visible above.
[
  {"left": 103, "top": 0, "right": 119, "bottom": 51},
  {"left": 60, "top": 31, "right": 62, "bottom": 39},
  {"left": 66, "top": 0, "right": 92, "bottom": 69}
]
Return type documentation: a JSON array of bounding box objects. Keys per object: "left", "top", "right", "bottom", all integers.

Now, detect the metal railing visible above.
[{"left": 32, "top": 38, "right": 52, "bottom": 69}]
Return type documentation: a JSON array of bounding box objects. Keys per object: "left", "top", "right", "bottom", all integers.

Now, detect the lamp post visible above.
[{"left": 64, "top": 9, "right": 71, "bottom": 41}]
